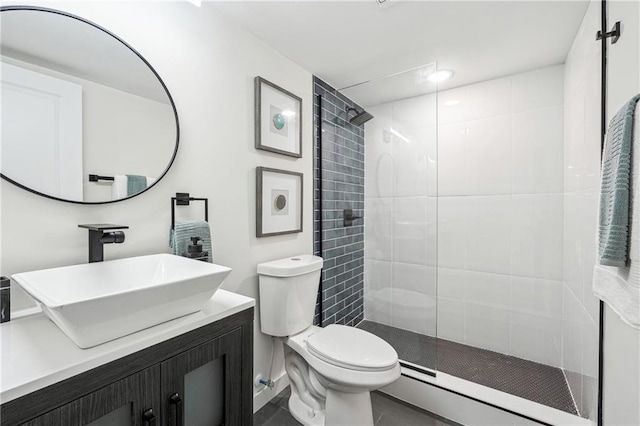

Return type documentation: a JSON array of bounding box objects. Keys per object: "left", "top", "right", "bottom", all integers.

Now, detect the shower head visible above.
[{"left": 346, "top": 107, "right": 374, "bottom": 126}]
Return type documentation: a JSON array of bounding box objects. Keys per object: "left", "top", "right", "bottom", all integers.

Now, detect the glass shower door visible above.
[{"left": 344, "top": 62, "right": 439, "bottom": 373}]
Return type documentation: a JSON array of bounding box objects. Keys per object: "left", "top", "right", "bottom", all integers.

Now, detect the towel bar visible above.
[
  {"left": 171, "top": 193, "right": 209, "bottom": 230},
  {"left": 89, "top": 174, "right": 115, "bottom": 182}
]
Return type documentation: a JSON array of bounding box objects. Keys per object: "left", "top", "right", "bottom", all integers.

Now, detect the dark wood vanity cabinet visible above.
[
  {"left": 20, "top": 366, "right": 162, "bottom": 426},
  {"left": 1, "top": 308, "right": 253, "bottom": 426}
]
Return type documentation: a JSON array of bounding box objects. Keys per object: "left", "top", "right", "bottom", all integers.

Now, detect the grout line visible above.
[
  {"left": 370, "top": 263, "right": 562, "bottom": 284},
  {"left": 318, "top": 160, "right": 365, "bottom": 173},
  {"left": 387, "top": 192, "right": 566, "bottom": 198}
]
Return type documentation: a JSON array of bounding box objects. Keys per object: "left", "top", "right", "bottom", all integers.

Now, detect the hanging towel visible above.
[
  {"left": 112, "top": 175, "right": 128, "bottom": 200},
  {"left": 111, "top": 175, "right": 155, "bottom": 200},
  {"left": 126, "top": 174, "right": 147, "bottom": 196},
  {"left": 597, "top": 94, "right": 640, "bottom": 265},
  {"left": 594, "top": 94, "right": 640, "bottom": 329},
  {"left": 169, "top": 220, "right": 214, "bottom": 263}
]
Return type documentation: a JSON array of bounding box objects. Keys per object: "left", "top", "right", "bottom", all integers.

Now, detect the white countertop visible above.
[{"left": 0, "top": 289, "right": 254, "bottom": 404}]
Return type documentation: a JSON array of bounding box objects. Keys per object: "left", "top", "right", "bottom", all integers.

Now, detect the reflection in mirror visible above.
[{"left": 0, "top": 7, "right": 179, "bottom": 203}]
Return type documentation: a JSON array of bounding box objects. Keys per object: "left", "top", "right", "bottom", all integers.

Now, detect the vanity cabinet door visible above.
[
  {"left": 21, "top": 365, "right": 161, "bottom": 426},
  {"left": 161, "top": 328, "right": 243, "bottom": 426},
  {"left": 82, "top": 365, "right": 161, "bottom": 426}
]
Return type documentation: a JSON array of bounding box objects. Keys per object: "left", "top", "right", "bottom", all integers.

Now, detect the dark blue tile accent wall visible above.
[{"left": 313, "top": 76, "right": 365, "bottom": 327}]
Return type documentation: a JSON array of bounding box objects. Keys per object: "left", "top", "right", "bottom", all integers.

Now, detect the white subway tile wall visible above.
[
  {"left": 364, "top": 259, "right": 392, "bottom": 325},
  {"left": 511, "top": 107, "right": 564, "bottom": 194},
  {"left": 365, "top": 65, "right": 568, "bottom": 368}
]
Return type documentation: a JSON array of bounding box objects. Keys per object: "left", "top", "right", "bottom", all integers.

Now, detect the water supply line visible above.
[{"left": 258, "top": 336, "right": 277, "bottom": 389}]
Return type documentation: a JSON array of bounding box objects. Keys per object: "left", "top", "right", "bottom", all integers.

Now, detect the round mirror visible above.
[{"left": 0, "top": 7, "right": 179, "bottom": 204}]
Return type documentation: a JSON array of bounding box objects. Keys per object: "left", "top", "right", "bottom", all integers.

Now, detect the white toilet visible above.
[{"left": 258, "top": 255, "right": 401, "bottom": 426}]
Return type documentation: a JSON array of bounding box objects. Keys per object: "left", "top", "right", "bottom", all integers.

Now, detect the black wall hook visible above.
[{"left": 597, "top": 21, "right": 621, "bottom": 44}]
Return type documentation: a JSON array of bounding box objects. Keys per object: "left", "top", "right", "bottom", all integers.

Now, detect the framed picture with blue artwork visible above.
[
  {"left": 256, "top": 167, "right": 303, "bottom": 237},
  {"left": 255, "top": 77, "right": 302, "bottom": 158}
]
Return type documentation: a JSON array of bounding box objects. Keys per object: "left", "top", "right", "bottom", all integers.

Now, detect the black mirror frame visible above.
[{"left": 0, "top": 5, "right": 180, "bottom": 205}]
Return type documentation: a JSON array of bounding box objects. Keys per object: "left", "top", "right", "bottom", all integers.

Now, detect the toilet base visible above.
[
  {"left": 285, "top": 349, "right": 377, "bottom": 426},
  {"left": 288, "top": 392, "right": 325, "bottom": 426},
  {"left": 288, "top": 389, "right": 374, "bottom": 426},
  {"left": 325, "top": 389, "right": 374, "bottom": 426}
]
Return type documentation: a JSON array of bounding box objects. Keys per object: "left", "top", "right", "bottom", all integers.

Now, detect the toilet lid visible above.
[{"left": 306, "top": 325, "right": 398, "bottom": 371}]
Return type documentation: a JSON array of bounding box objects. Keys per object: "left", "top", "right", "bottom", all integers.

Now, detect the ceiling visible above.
[{"left": 211, "top": 0, "right": 589, "bottom": 101}]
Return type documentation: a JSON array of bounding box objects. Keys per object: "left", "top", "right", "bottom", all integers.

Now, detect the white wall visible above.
[
  {"left": 603, "top": 1, "right": 640, "bottom": 425},
  {"left": 0, "top": 1, "right": 313, "bottom": 411},
  {"left": 365, "top": 66, "right": 566, "bottom": 368},
  {"left": 562, "top": 1, "right": 601, "bottom": 420}
]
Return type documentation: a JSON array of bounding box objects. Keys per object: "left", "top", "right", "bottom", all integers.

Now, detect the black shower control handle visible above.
[{"left": 343, "top": 208, "right": 363, "bottom": 227}]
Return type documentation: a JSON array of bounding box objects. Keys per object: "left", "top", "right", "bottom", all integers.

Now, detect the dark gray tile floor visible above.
[
  {"left": 357, "top": 320, "right": 579, "bottom": 417},
  {"left": 254, "top": 388, "right": 460, "bottom": 426}
]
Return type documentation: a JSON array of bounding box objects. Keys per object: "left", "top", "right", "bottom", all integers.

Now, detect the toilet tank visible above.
[{"left": 257, "top": 255, "right": 323, "bottom": 337}]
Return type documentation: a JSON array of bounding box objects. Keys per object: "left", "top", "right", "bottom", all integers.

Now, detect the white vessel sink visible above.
[{"left": 12, "top": 254, "right": 232, "bottom": 348}]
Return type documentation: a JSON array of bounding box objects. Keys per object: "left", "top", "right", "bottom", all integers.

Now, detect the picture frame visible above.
[
  {"left": 255, "top": 76, "right": 302, "bottom": 158},
  {"left": 256, "top": 167, "right": 303, "bottom": 237}
]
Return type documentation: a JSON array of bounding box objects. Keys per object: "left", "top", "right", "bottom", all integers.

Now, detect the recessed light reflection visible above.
[
  {"left": 281, "top": 110, "right": 296, "bottom": 118},
  {"left": 427, "top": 70, "right": 453, "bottom": 83},
  {"left": 444, "top": 100, "right": 460, "bottom": 107},
  {"left": 389, "top": 127, "right": 410, "bottom": 143}
]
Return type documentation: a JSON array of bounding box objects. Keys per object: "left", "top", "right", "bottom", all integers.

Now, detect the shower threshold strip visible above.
[
  {"left": 399, "top": 360, "right": 436, "bottom": 377},
  {"left": 357, "top": 320, "right": 584, "bottom": 419}
]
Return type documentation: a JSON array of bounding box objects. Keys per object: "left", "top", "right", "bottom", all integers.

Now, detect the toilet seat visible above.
[{"left": 306, "top": 324, "right": 398, "bottom": 372}]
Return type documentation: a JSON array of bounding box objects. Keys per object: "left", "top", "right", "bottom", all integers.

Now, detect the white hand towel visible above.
[
  {"left": 111, "top": 175, "right": 127, "bottom": 200},
  {"left": 593, "top": 105, "right": 640, "bottom": 329}
]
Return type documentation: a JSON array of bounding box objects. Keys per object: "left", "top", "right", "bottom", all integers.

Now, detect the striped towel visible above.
[
  {"left": 169, "top": 220, "right": 214, "bottom": 263},
  {"left": 597, "top": 94, "right": 640, "bottom": 266},
  {"left": 126, "top": 174, "right": 147, "bottom": 197},
  {"left": 112, "top": 175, "right": 156, "bottom": 200},
  {"left": 594, "top": 94, "right": 640, "bottom": 329}
]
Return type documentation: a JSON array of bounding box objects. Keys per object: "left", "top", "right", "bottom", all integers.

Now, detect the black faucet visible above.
[{"left": 78, "top": 224, "right": 129, "bottom": 263}]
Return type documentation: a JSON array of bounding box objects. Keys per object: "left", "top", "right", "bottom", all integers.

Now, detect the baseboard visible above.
[{"left": 253, "top": 371, "right": 290, "bottom": 413}]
